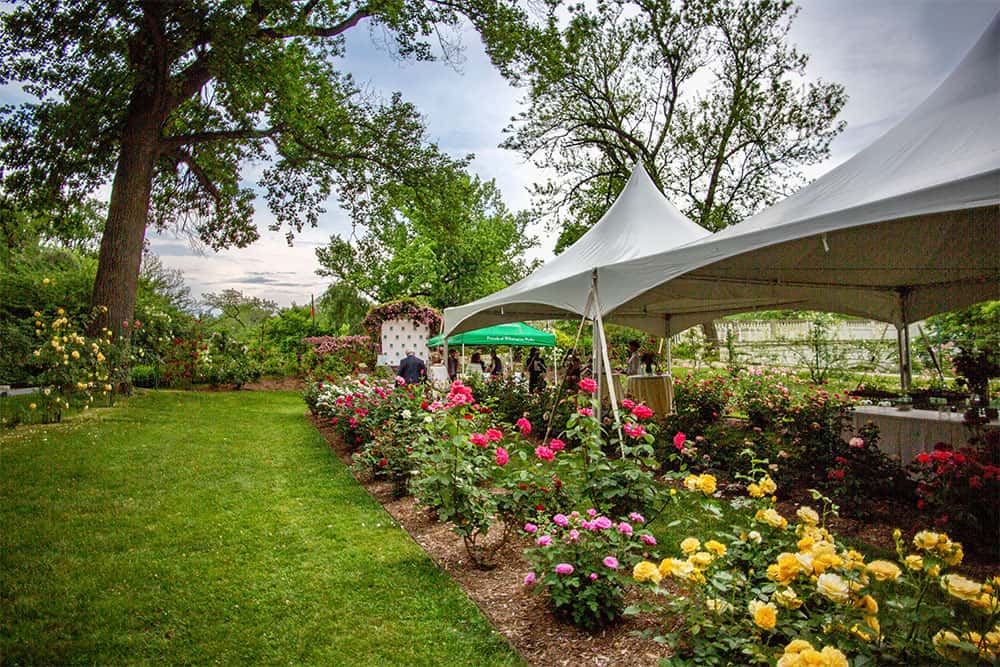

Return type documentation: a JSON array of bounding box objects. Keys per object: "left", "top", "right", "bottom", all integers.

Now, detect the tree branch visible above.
[
  {"left": 256, "top": 7, "right": 370, "bottom": 40},
  {"left": 163, "top": 127, "right": 278, "bottom": 148},
  {"left": 173, "top": 148, "right": 222, "bottom": 206}
]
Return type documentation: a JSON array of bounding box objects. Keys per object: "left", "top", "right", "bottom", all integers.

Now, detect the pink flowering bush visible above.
[
  {"left": 522, "top": 509, "right": 659, "bottom": 630},
  {"left": 670, "top": 372, "right": 731, "bottom": 433},
  {"left": 301, "top": 335, "right": 376, "bottom": 377}
]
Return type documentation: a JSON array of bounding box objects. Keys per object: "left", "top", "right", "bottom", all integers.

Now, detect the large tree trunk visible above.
[{"left": 89, "top": 101, "right": 162, "bottom": 338}]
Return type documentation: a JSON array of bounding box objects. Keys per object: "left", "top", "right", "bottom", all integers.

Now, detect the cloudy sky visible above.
[{"left": 14, "top": 0, "right": 1000, "bottom": 307}]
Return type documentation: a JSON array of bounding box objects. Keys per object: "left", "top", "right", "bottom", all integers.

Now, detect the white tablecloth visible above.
[{"left": 850, "top": 406, "right": 999, "bottom": 463}]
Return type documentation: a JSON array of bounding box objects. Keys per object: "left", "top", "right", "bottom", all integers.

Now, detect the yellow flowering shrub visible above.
[{"left": 631, "top": 468, "right": 1000, "bottom": 665}]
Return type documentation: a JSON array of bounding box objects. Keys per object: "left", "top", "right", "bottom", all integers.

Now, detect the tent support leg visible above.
[
  {"left": 665, "top": 315, "right": 673, "bottom": 375},
  {"left": 897, "top": 289, "right": 912, "bottom": 394}
]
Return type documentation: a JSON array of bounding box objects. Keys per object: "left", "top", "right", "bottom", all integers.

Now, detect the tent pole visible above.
[
  {"left": 462, "top": 343, "right": 466, "bottom": 375},
  {"left": 590, "top": 270, "right": 602, "bottom": 422},
  {"left": 897, "top": 289, "right": 912, "bottom": 394},
  {"left": 665, "top": 315, "right": 673, "bottom": 376},
  {"left": 443, "top": 339, "right": 448, "bottom": 384}
]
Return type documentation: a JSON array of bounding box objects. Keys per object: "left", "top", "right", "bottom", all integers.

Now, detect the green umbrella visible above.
[{"left": 428, "top": 322, "right": 555, "bottom": 348}]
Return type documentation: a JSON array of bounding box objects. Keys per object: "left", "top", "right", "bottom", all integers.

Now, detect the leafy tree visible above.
[
  {"left": 501, "top": 0, "right": 846, "bottom": 349},
  {"left": 1, "top": 0, "right": 542, "bottom": 335},
  {"left": 317, "top": 282, "right": 370, "bottom": 334},
  {"left": 504, "top": 0, "right": 846, "bottom": 248},
  {"left": 202, "top": 289, "right": 279, "bottom": 333},
  {"left": 926, "top": 301, "right": 1000, "bottom": 402},
  {"left": 315, "top": 169, "right": 538, "bottom": 309}
]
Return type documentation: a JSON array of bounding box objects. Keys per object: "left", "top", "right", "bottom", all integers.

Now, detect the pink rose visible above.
[
  {"left": 568, "top": 529, "right": 580, "bottom": 542},
  {"left": 555, "top": 563, "right": 574, "bottom": 575},
  {"left": 494, "top": 447, "right": 509, "bottom": 466},
  {"left": 673, "top": 432, "right": 687, "bottom": 450},
  {"left": 641, "top": 534, "right": 657, "bottom": 546},
  {"left": 486, "top": 428, "right": 503, "bottom": 442},
  {"left": 594, "top": 516, "right": 612, "bottom": 530},
  {"left": 537, "top": 535, "right": 552, "bottom": 546},
  {"left": 553, "top": 513, "right": 569, "bottom": 527},
  {"left": 589, "top": 573, "right": 598, "bottom": 581},
  {"left": 628, "top": 512, "right": 645, "bottom": 523},
  {"left": 621, "top": 398, "right": 635, "bottom": 409},
  {"left": 617, "top": 521, "right": 633, "bottom": 536},
  {"left": 523, "top": 523, "right": 538, "bottom": 533},
  {"left": 579, "top": 378, "right": 597, "bottom": 393},
  {"left": 549, "top": 438, "right": 565, "bottom": 451},
  {"left": 523, "top": 572, "right": 536, "bottom": 586},
  {"left": 602, "top": 556, "right": 619, "bottom": 569},
  {"left": 516, "top": 417, "right": 532, "bottom": 435},
  {"left": 535, "top": 445, "right": 555, "bottom": 461},
  {"left": 470, "top": 433, "right": 489, "bottom": 447},
  {"left": 623, "top": 422, "right": 646, "bottom": 438},
  {"left": 586, "top": 509, "right": 597, "bottom": 517},
  {"left": 578, "top": 407, "right": 593, "bottom": 417},
  {"left": 849, "top": 437, "right": 865, "bottom": 449},
  {"left": 631, "top": 404, "right": 654, "bottom": 420}
]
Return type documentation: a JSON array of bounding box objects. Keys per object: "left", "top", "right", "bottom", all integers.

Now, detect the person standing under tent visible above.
[
  {"left": 527, "top": 347, "right": 547, "bottom": 393},
  {"left": 398, "top": 349, "right": 427, "bottom": 385},
  {"left": 488, "top": 348, "right": 503, "bottom": 379},
  {"left": 626, "top": 340, "right": 642, "bottom": 376},
  {"left": 447, "top": 348, "right": 459, "bottom": 381}
]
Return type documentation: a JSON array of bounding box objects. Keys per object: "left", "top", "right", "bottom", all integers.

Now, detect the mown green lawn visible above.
[{"left": 0, "top": 390, "right": 522, "bottom": 666}]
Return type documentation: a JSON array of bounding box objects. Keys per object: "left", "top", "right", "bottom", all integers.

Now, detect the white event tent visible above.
[
  {"left": 443, "top": 163, "right": 710, "bottom": 334},
  {"left": 444, "top": 13, "right": 999, "bottom": 394},
  {"left": 598, "top": 12, "right": 1000, "bottom": 388}
]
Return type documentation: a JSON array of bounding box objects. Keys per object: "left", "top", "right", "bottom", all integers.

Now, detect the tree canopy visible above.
[
  {"left": 1, "top": 0, "right": 543, "bottom": 332},
  {"left": 315, "top": 168, "right": 538, "bottom": 309},
  {"left": 502, "top": 0, "right": 847, "bottom": 251}
]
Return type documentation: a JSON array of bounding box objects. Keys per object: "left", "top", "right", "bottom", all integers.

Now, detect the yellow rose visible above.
[
  {"left": 820, "top": 646, "right": 849, "bottom": 667},
  {"left": 770, "top": 552, "right": 801, "bottom": 584},
  {"left": 29, "top": 403, "right": 37, "bottom": 410},
  {"left": 904, "top": 554, "right": 924, "bottom": 571},
  {"left": 971, "top": 592, "right": 999, "bottom": 613},
  {"left": 855, "top": 594, "right": 879, "bottom": 615},
  {"left": 913, "top": 530, "right": 941, "bottom": 550},
  {"left": 759, "top": 475, "right": 777, "bottom": 495},
  {"left": 933, "top": 629, "right": 964, "bottom": 661},
  {"left": 747, "top": 482, "right": 763, "bottom": 498},
  {"left": 942, "top": 574, "right": 982, "bottom": 602},
  {"left": 633, "top": 560, "right": 662, "bottom": 584},
  {"left": 33, "top": 310, "right": 41, "bottom": 317},
  {"left": 684, "top": 475, "right": 700, "bottom": 492},
  {"left": 659, "top": 558, "right": 691, "bottom": 579},
  {"left": 816, "top": 572, "right": 851, "bottom": 603},
  {"left": 689, "top": 551, "right": 713, "bottom": 570},
  {"left": 783, "top": 639, "right": 814, "bottom": 655},
  {"left": 705, "top": 540, "right": 726, "bottom": 556},
  {"left": 866, "top": 560, "right": 902, "bottom": 582},
  {"left": 749, "top": 600, "right": 778, "bottom": 630},
  {"left": 941, "top": 543, "right": 964, "bottom": 566},
  {"left": 758, "top": 508, "right": 788, "bottom": 529},
  {"left": 680, "top": 537, "right": 701, "bottom": 555},
  {"left": 697, "top": 474, "right": 717, "bottom": 495},
  {"left": 748, "top": 530, "right": 762, "bottom": 543},
  {"left": 927, "top": 564, "right": 940, "bottom": 577},
  {"left": 704, "top": 598, "right": 733, "bottom": 614},
  {"left": 796, "top": 506, "right": 819, "bottom": 525},
  {"left": 772, "top": 586, "right": 803, "bottom": 609}
]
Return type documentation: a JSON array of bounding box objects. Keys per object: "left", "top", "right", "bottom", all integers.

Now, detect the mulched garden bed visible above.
[{"left": 309, "top": 414, "right": 673, "bottom": 667}]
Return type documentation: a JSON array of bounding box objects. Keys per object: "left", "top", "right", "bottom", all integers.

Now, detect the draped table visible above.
[
  {"left": 850, "top": 406, "right": 1000, "bottom": 463},
  {"left": 626, "top": 374, "right": 674, "bottom": 416}
]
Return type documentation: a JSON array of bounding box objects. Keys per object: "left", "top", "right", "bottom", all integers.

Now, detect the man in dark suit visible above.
[{"left": 398, "top": 349, "right": 427, "bottom": 385}]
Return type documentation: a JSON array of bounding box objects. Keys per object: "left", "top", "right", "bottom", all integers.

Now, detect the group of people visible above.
[{"left": 395, "top": 338, "right": 657, "bottom": 388}]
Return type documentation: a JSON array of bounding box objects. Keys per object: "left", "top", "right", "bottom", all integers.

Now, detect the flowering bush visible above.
[
  {"left": 909, "top": 436, "right": 1000, "bottom": 555},
  {"left": 302, "top": 335, "right": 376, "bottom": 377},
  {"left": 362, "top": 299, "right": 442, "bottom": 342},
  {"left": 523, "top": 509, "right": 659, "bottom": 630},
  {"left": 822, "top": 423, "right": 913, "bottom": 513},
  {"left": 632, "top": 472, "right": 1000, "bottom": 665},
  {"left": 29, "top": 306, "right": 114, "bottom": 422},
  {"left": 735, "top": 367, "right": 795, "bottom": 429},
  {"left": 669, "top": 373, "right": 731, "bottom": 433}
]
